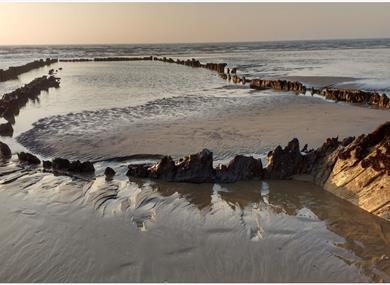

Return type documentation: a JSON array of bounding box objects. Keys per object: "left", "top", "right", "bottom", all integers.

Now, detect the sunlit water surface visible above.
[{"left": 0, "top": 40, "right": 389, "bottom": 282}]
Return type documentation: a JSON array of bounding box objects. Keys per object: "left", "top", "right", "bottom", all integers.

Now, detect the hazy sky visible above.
[{"left": 0, "top": 3, "right": 389, "bottom": 45}]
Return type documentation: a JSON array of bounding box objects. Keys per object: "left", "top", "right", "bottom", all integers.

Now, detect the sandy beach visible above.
[
  {"left": 18, "top": 92, "right": 390, "bottom": 161},
  {"left": 1, "top": 31, "right": 390, "bottom": 282}
]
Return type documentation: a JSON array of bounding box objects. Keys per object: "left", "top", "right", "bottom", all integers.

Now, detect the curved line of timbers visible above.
[
  {"left": 0, "top": 56, "right": 388, "bottom": 220},
  {"left": 1, "top": 55, "right": 389, "bottom": 126},
  {"left": 59, "top": 55, "right": 390, "bottom": 109}
]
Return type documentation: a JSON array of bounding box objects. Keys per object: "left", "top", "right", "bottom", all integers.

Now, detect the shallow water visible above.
[
  {"left": 2, "top": 39, "right": 390, "bottom": 91},
  {"left": 1, "top": 40, "right": 390, "bottom": 282},
  {"left": 0, "top": 159, "right": 389, "bottom": 282}
]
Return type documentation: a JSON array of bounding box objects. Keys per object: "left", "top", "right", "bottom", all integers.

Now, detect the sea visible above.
[{"left": 0, "top": 38, "right": 389, "bottom": 282}]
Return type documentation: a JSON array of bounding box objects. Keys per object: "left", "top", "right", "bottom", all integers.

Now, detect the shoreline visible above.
[{"left": 0, "top": 56, "right": 389, "bottom": 223}]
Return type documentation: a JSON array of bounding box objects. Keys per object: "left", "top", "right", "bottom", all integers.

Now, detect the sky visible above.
[{"left": 0, "top": 3, "right": 389, "bottom": 45}]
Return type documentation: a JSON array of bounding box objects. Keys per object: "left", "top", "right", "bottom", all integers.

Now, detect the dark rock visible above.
[
  {"left": 126, "top": 164, "right": 150, "bottom": 178},
  {"left": 80, "top": 161, "right": 94, "bottom": 173},
  {"left": 104, "top": 167, "right": 116, "bottom": 179},
  {"left": 18, "top": 152, "right": 40, "bottom": 164},
  {"left": 148, "top": 156, "right": 177, "bottom": 180},
  {"left": 0, "top": 122, "right": 13, "bottom": 137},
  {"left": 174, "top": 149, "right": 215, "bottom": 183},
  {"left": 265, "top": 138, "right": 305, "bottom": 179},
  {"left": 127, "top": 149, "right": 214, "bottom": 183},
  {"left": 52, "top": 157, "right": 70, "bottom": 170},
  {"left": 307, "top": 137, "right": 342, "bottom": 185},
  {"left": 128, "top": 149, "right": 264, "bottom": 183},
  {"left": 68, "top": 160, "right": 83, "bottom": 172},
  {"left": 216, "top": 155, "right": 263, "bottom": 182},
  {"left": 341, "top": 136, "right": 355, "bottom": 147},
  {"left": 60, "top": 159, "right": 94, "bottom": 173},
  {"left": 42, "top": 160, "right": 52, "bottom": 169},
  {"left": 0, "top": 141, "right": 11, "bottom": 158}
]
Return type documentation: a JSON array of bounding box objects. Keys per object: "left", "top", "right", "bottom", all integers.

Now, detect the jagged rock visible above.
[
  {"left": 265, "top": 138, "right": 305, "bottom": 179},
  {"left": 306, "top": 137, "right": 342, "bottom": 185},
  {"left": 80, "top": 161, "right": 95, "bottom": 173},
  {"left": 127, "top": 149, "right": 215, "bottom": 183},
  {"left": 0, "top": 141, "right": 11, "bottom": 158},
  {"left": 318, "top": 122, "right": 390, "bottom": 221},
  {"left": 128, "top": 150, "right": 263, "bottom": 183},
  {"left": 52, "top": 158, "right": 94, "bottom": 173},
  {"left": 148, "top": 156, "right": 177, "bottom": 180},
  {"left": 68, "top": 160, "right": 83, "bottom": 172},
  {"left": 17, "top": 152, "right": 40, "bottom": 164},
  {"left": 104, "top": 167, "right": 116, "bottom": 179},
  {"left": 0, "top": 122, "right": 13, "bottom": 137},
  {"left": 127, "top": 164, "right": 150, "bottom": 178},
  {"left": 215, "top": 155, "right": 263, "bottom": 182},
  {"left": 174, "top": 149, "right": 215, "bottom": 183},
  {"left": 52, "top": 157, "right": 70, "bottom": 170},
  {"left": 42, "top": 160, "right": 52, "bottom": 169}
]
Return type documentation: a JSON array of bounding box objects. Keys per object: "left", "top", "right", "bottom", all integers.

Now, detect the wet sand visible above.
[
  {"left": 0, "top": 158, "right": 389, "bottom": 282},
  {"left": 18, "top": 93, "right": 390, "bottom": 161},
  {"left": 281, "top": 75, "right": 359, "bottom": 88}
]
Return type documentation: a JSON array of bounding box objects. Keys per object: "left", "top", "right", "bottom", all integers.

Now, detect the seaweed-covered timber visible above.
[
  {"left": 0, "top": 76, "right": 60, "bottom": 137},
  {"left": 0, "top": 58, "right": 57, "bottom": 82},
  {"left": 311, "top": 87, "right": 390, "bottom": 109},
  {"left": 154, "top": 56, "right": 390, "bottom": 109},
  {"left": 153, "top": 56, "right": 227, "bottom": 74},
  {"left": 149, "top": 56, "right": 390, "bottom": 109},
  {"left": 250, "top": 79, "right": 307, "bottom": 94},
  {"left": 56, "top": 55, "right": 390, "bottom": 109},
  {"left": 127, "top": 122, "right": 390, "bottom": 221}
]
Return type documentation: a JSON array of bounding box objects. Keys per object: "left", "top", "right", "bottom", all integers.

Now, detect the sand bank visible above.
[{"left": 18, "top": 94, "right": 390, "bottom": 161}]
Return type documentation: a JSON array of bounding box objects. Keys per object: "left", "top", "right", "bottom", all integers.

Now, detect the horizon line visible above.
[{"left": 1, "top": 36, "right": 389, "bottom": 47}]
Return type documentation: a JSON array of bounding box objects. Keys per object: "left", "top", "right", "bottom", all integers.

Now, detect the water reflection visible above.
[
  {"left": 1, "top": 159, "right": 389, "bottom": 281},
  {"left": 148, "top": 179, "right": 390, "bottom": 281}
]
